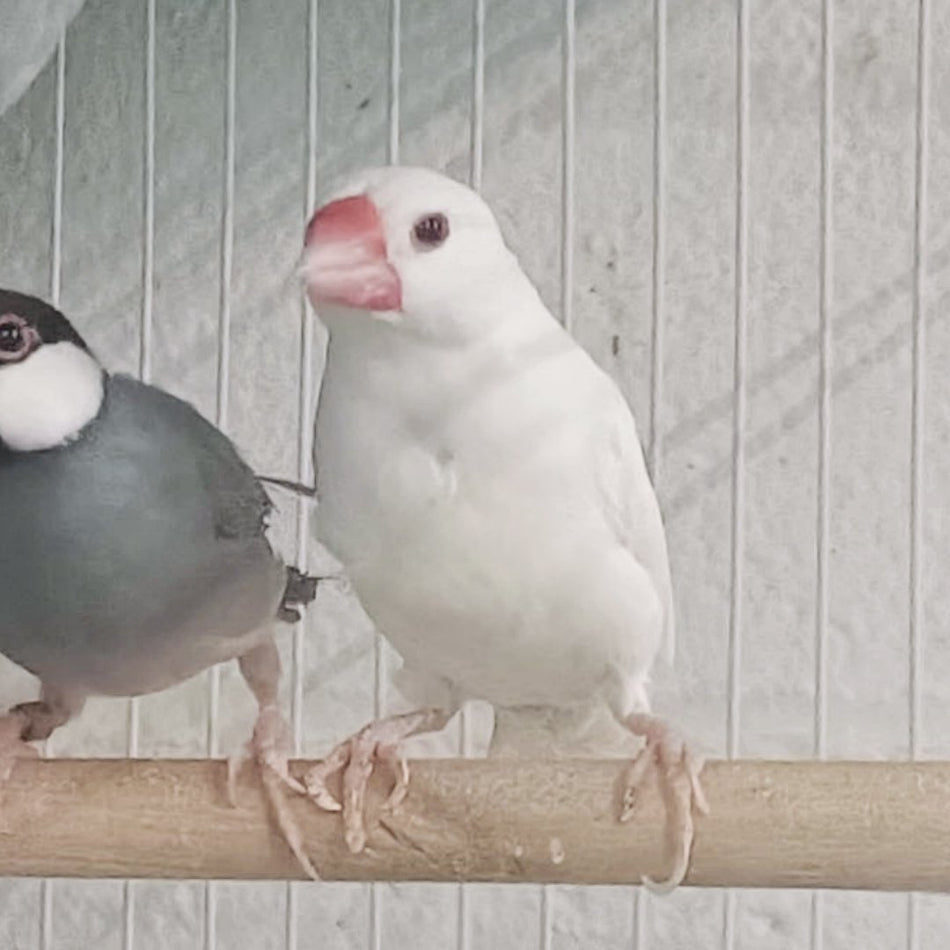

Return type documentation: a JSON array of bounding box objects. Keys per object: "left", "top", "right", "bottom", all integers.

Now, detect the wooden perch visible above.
[{"left": 0, "top": 758, "right": 948, "bottom": 890}]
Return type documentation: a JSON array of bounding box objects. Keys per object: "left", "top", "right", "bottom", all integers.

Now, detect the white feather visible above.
[{"left": 0, "top": 342, "right": 104, "bottom": 452}]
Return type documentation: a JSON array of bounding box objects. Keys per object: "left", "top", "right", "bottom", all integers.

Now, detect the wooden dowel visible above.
[{"left": 0, "top": 759, "right": 947, "bottom": 890}]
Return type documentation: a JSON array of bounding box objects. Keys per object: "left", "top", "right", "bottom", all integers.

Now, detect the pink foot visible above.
[
  {"left": 0, "top": 711, "right": 39, "bottom": 781},
  {"left": 0, "top": 711, "right": 41, "bottom": 832},
  {"left": 305, "top": 708, "right": 451, "bottom": 854},
  {"left": 228, "top": 705, "right": 324, "bottom": 880},
  {"left": 621, "top": 714, "right": 708, "bottom": 893}
]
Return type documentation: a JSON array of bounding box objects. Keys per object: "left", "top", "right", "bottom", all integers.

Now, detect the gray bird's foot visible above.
[
  {"left": 304, "top": 707, "right": 452, "bottom": 854},
  {"left": 0, "top": 710, "right": 39, "bottom": 781},
  {"left": 620, "top": 713, "right": 709, "bottom": 893},
  {"left": 227, "top": 705, "right": 322, "bottom": 880}
]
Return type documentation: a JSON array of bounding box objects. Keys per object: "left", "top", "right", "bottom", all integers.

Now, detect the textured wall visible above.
[{"left": 0, "top": 0, "right": 949, "bottom": 947}]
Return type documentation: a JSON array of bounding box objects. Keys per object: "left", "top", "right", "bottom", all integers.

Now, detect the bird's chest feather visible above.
[
  {"left": 316, "top": 383, "right": 538, "bottom": 572},
  {"left": 316, "top": 335, "right": 593, "bottom": 548},
  {"left": 312, "top": 333, "right": 661, "bottom": 706},
  {"left": 313, "top": 344, "right": 610, "bottom": 680}
]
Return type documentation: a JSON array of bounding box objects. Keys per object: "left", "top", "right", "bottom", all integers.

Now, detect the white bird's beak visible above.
[{"left": 301, "top": 194, "right": 402, "bottom": 312}]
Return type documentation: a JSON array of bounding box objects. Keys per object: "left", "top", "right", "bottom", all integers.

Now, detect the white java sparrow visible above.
[
  {"left": 0, "top": 289, "right": 322, "bottom": 876},
  {"left": 298, "top": 167, "right": 708, "bottom": 889}
]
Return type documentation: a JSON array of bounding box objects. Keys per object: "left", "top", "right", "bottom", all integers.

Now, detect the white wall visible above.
[{"left": 1, "top": 0, "right": 949, "bottom": 947}]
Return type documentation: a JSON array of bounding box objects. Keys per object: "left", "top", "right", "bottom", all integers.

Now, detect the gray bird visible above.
[{"left": 0, "top": 288, "right": 322, "bottom": 875}]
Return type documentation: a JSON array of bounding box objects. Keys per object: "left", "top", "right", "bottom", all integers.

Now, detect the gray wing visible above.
[
  {"left": 110, "top": 376, "right": 275, "bottom": 541},
  {"left": 190, "top": 416, "right": 273, "bottom": 541}
]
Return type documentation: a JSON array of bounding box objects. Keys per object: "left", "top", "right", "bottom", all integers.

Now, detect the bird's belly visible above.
[
  {"left": 0, "top": 523, "right": 285, "bottom": 697},
  {"left": 57, "top": 623, "right": 272, "bottom": 697},
  {"left": 0, "top": 583, "right": 279, "bottom": 698},
  {"left": 321, "top": 489, "right": 650, "bottom": 709},
  {"left": 314, "top": 385, "right": 661, "bottom": 710}
]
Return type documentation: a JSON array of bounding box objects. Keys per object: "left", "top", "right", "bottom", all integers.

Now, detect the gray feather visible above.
[{"left": 0, "top": 374, "right": 287, "bottom": 697}]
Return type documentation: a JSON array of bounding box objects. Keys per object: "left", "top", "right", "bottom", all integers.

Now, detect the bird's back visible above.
[{"left": 0, "top": 375, "right": 285, "bottom": 695}]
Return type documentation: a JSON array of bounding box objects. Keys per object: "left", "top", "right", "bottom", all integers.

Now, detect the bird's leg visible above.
[
  {"left": 230, "top": 637, "right": 320, "bottom": 879},
  {"left": 304, "top": 708, "right": 452, "bottom": 854},
  {"left": 230, "top": 638, "right": 306, "bottom": 800},
  {"left": 620, "top": 713, "right": 709, "bottom": 893}
]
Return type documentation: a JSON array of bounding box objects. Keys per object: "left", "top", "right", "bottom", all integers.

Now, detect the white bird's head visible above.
[{"left": 301, "top": 166, "right": 537, "bottom": 343}]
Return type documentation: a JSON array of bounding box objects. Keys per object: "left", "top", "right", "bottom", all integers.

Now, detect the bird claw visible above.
[
  {"left": 305, "top": 782, "right": 343, "bottom": 813},
  {"left": 622, "top": 714, "right": 707, "bottom": 891},
  {"left": 227, "top": 706, "right": 307, "bottom": 805},
  {"left": 226, "top": 705, "right": 323, "bottom": 880},
  {"left": 0, "top": 711, "right": 42, "bottom": 834},
  {"left": 305, "top": 707, "right": 451, "bottom": 854},
  {"left": 382, "top": 752, "right": 410, "bottom": 813}
]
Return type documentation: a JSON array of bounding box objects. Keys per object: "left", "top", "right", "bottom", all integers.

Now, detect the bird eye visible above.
[
  {"left": 411, "top": 212, "right": 449, "bottom": 249},
  {"left": 0, "top": 315, "right": 31, "bottom": 362}
]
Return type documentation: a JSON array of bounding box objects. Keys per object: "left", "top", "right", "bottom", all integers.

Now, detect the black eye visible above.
[
  {"left": 412, "top": 212, "right": 449, "bottom": 249},
  {"left": 0, "top": 321, "right": 24, "bottom": 353}
]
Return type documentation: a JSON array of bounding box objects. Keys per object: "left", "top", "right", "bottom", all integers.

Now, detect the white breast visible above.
[{"left": 313, "top": 325, "right": 662, "bottom": 707}]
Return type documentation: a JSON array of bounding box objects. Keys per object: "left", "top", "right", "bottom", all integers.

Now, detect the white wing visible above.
[{"left": 593, "top": 382, "right": 675, "bottom": 665}]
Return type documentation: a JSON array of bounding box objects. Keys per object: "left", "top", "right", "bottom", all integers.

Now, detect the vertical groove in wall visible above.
[
  {"left": 724, "top": 0, "right": 750, "bottom": 946},
  {"left": 469, "top": 0, "right": 485, "bottom": 195},
  {"left": 560, "top": 0, "right": 575, "bottom": 335},
  {"left": 122, "top": 4, "right": 156, "bottom": 945},
  {"left": 909, "top": 0, "right": 929, "bottom": 791},
  {"left": 728, "top": 0, "right": 749, "bottom": 767},
  {"left": 539, "top": 887, "right": 552, "bottom": 950},
  {"left": 647, "top": 0, "right": 666, "bottom": 483},
  {"left": 907, "top": 0, "right": 930, "bottom": 946},
  {"left": 814, "top": 0, "right": 834, "bottom": 790},
  {"left": 286, "top": 2, "right": 320, "bottom": 949},
  {"left": 638, "top": 2, "right": 666, "bottom": 944},
  {"left": 50, "top": 36, "right": 65, "bottom": 310},
  {"left": 216, "top": 0, "right": 237, "bottom": 452},
  {"left": 41, "top": 29, "right": 67, "bottom": 950},
  {"left": 204, "top": 5, "right": 236, "bottom": 950},
  {"left": 811, "top": 0, "right": 833, "bottom": 947},
  {"left": 139, "top": 0, "right": 156, "bottom": 387},
  {"left": 458, "top": 0, "right": 485, "bottom": 945},
  {"left": 457, "top": 3, "right": 485, "bottom": 946}
]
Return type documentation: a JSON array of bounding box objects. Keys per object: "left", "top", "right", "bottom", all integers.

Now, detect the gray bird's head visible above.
[
  {"left": 0, "top": 289, "right": 105, "bottom": 453},
  {"left": 301, "top": 166, "right": 537, "bottom": 343}
]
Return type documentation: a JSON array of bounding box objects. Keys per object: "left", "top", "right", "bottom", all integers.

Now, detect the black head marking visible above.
[{"left": 0, "top": 289, "right": 91, "bottom": 352}]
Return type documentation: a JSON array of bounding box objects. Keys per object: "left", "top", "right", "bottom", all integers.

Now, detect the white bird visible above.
[{"left": 300, "top": 166, "right": 707, "bottom": 889}]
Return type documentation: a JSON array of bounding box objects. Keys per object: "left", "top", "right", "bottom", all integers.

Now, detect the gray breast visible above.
[{"left": 0, "top": 375, "right": 286, "bottom": 696}]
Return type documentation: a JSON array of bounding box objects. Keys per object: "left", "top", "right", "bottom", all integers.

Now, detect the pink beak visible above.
[{"left": 302, "top": 194, "right": 402, "bottom": 312}]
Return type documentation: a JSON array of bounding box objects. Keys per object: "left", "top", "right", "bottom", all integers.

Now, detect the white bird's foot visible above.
[
  {"left": 227, "top": 704, "right": 326, "bottom": 880},
  {"left": 304, "top": 707, "right": 452, "bottom": 854},
  {"left": 621, "top": 713, "right": 709, "bottom": 893}
]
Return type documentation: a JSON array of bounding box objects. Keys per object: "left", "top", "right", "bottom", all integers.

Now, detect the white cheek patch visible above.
[{"left": 0, "top": 342, "right": 105, "bottom": 452}]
